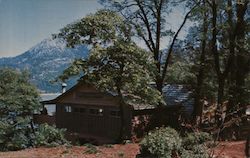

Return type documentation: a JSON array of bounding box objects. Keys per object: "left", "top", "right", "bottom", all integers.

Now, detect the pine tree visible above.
[{"left": 0, "top": 68, "right": 41, "bottom": 151}]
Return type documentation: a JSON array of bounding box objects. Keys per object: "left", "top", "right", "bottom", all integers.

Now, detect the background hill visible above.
[{"left": 0, "top": 38, "right": 88, "bottom": 93}]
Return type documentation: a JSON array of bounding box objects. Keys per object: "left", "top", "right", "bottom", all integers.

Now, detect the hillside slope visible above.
[{"left": 0, "top": 38, "right": 88, "bottom": 92}]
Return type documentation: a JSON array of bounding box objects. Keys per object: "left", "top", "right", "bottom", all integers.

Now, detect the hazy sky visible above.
[
  {"left": 0, "top": 0, "right": 190, "bottom": 58},
  {"left": 0, "top": 0, "right": 101, "bottom": 57}
]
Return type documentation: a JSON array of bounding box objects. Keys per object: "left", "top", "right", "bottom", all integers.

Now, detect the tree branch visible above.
[
  {"left": 161, "top": 1, "right": 200, "bottom": 81},
  {"left": 135, "top": 0, "right": 156, "bottom": 52}
]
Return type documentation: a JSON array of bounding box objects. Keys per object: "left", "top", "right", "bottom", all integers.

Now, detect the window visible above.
[
  {"left": 73, "top": 107, "right": 86, "bottom": 113},
  {"left": 64, "top": 105, "right": 72, "bottom": 113},
  {"left": 110, "top": 110, "right": 120, "bottom": 117},
  {"left": 89, "top": 108, "right": 103, "bottom": 116}
]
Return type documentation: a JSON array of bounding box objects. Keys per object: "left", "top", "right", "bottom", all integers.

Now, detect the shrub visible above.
[
  {"left": 1, "top": 130, "right": 31, "bottom": 151},
  {"left": 33, "top": 123, "right": 69, "bottom": 147},
  {"left": 139, "top": 127, "right": 211, "bottom": 158},
  {"left": 182, "top": 132, "right": 211, "bottom": 150},
  {"left": 140, "top": 127, "right": 182, "bottom": 158},
  {"left": 180, "top": 145, "right": 209, "bottom": 158},
  {"left": 181, "top": 132, "right": 211, "bottom": 158},
  {"left": 0, "top": 68, "right": 41, "bottom": 151},
  {"left": 179, "top": 145, "right": 209, "bottom": 158}
]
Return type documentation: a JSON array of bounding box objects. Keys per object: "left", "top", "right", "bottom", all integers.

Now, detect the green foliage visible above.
[
  {"left": 0, "top": 68, "right": 41, "bottom": 151},
  {"left": 180, "top": 145, "right": 209, "bottom": 158},
  {"left": 0, "top": 69, "right": 69, "bottom": 150},
  {"left": 33, "top": 123, "right": 69, "bottom": 147},
  {"left": 181, "top": 132, "right": 211, "bottom": 158},
  {"left": 140, "top": 127, "right": 182, "bottom": 158},
  {"left": 56, "top": 9, "right": 162, "bottom": 107},
  {"left": 182, "top": 132, "right": 212, "bottom": 149},
  {"left": 166, "top": 60, "right": 196, "bottom": 85},
  {"left": 140, "top": 127, "right": 210, "bottom": 158},
  {"left": 57, "top": 9, "right": 132, "bottom": 47}
]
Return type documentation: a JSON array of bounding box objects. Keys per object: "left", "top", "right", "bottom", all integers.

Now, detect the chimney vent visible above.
[{"left": 61, "top": 83, "right": 67, "bottom": 93}]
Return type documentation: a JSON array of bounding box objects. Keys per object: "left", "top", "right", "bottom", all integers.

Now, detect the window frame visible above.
[
  {"left": 89, "top": 108, "right": 104, "bottom": 116},
  {"left": 72, "top": 107, "right": 86, "bottom": 114},
  {"left": 64, "top": 105, "right": 72, "bottom": 113}
]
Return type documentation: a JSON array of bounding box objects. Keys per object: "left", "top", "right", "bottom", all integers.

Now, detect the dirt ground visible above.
[
  {"left": 212, "top": 141, "right": 247, "bottom": 158},
  {"left": 0, "top": 141, "right": 247, "bottom": 158}
]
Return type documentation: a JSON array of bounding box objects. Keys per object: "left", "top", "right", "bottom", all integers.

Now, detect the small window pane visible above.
[
  {"left": 65, "top": 105, "right": 72, "bottom": 113},
  {"left": 72, "top": 107, "right": 86, "bottom": 113},
  {"left": 89, "top": 108, "right": 103, "bottom": 116}
]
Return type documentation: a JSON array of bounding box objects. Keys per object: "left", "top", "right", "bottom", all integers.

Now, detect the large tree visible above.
[
  {"left": 187, "top": 0, "right": 210, "bottom": 123},
  {"left": 0, "top": 68, "right": 41, "bottom": 151},
  {"left": 56, "top": 10, "right": 161, "bottom": 140},
  {"left": 100, "top": 0, "right": 200, "bottom": 94},
  {"left": 207, "top": 0, "right": 249, "bottom": 125},
  {"left": 163, "top": 0, "right": 249, "bottom": 126}
]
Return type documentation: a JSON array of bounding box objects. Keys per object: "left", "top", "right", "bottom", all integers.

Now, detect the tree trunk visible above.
[
  {"left": 118, "top": 93, "right": 126, "bottom": 142},
  {"left": 234, "top": 1, "right": 248, "bottom": 106},
  {"left": 156, "top": 76, "right": 163, "bottom": 94},
  {"left": 193, "top": 0, "right": 208, "bottom": 124},
  {"left": 227, "top": 0, "right": 237, "bottom": 113},
  {"left": 116, "top": 64, "right": 126, "bottom": 142},
  {"left": 228, "top": 1, "right": 248, "bottom": 114},
  {"left": 217, "top": 77, "right": 225, "bottom": 107}
]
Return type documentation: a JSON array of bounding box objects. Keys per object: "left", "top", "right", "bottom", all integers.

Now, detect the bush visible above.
[
  {"left": 182, "top": 132, "right": 212, "bottom": 150},
  {"left": 8, "top": 132, "right": 30, "bottom": 151},
  {"left": 0, "top": 68, "right": 41, "bottom": 151},
  {"left": 180, "top": 132, "right": 211, "bottom": 158},
  {"left": 33, "top": 123, "right": 69, "bottom": 147},
  {"left": 139, "top": 127, "right": 210, "bottom": 158},
  {"left": 140, "top": 127, "right": 182, "bottom": 158},
  {"left": 180, "top": 145, "right": 209, "bottom": 158}
]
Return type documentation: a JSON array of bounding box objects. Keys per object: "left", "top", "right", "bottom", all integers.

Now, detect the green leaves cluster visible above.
[
  {"left": 140, "top": 127, "right": 182, "bottom": 158},
  {"left": 56, "top": 9, "right": 162, "bottom": 107},
  {"left": 0, "top": 69, "right": 69, "bottom": 151},
  {"left": 57, "top": 9, "right": 132, "bottom": 47},
  {"left": 140, "top": 127, "right": 211, "bottom": 158},
  {"left": 33, "top": 123, "right": 69, "bottom": 147},
  {"left": 0, "top": 68, "right": 41, "bottom": 151}
]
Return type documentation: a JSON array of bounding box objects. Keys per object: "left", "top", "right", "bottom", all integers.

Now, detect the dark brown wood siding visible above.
[
  {"left": 56, "top": 104, "right": 124, "bottom": 141},
  {"left": 52, "top": 83, "right": 133, "bottom": 143}
]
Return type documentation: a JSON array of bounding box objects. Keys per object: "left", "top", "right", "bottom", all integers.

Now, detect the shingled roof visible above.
[{"left": 162, "top": 84, "right": 194, "bottom": 115}]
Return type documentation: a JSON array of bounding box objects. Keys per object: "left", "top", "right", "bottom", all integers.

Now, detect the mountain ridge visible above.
[{"left": 0, "top": 38, "right": 88, "bottom": 93}]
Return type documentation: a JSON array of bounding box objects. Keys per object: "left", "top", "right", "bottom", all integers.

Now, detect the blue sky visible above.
[
  {"left": 0, "top": 0, "right": 101, "bottom": 57},
  {"left": 0, "top": 0, "right": 190, "bottom": 58}
]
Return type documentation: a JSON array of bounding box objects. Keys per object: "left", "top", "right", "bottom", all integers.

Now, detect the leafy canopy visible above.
[
  {"left": 56, "top": 9, "right": 162, "bottom": 106},
  {"left": 0, "top": 68, "right": 41, "bottom": 151}
]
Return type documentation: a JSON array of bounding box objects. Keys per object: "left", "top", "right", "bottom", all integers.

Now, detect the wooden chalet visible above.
[{"left": 39, "top": 82, "right": 194, "bottom": 144}]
